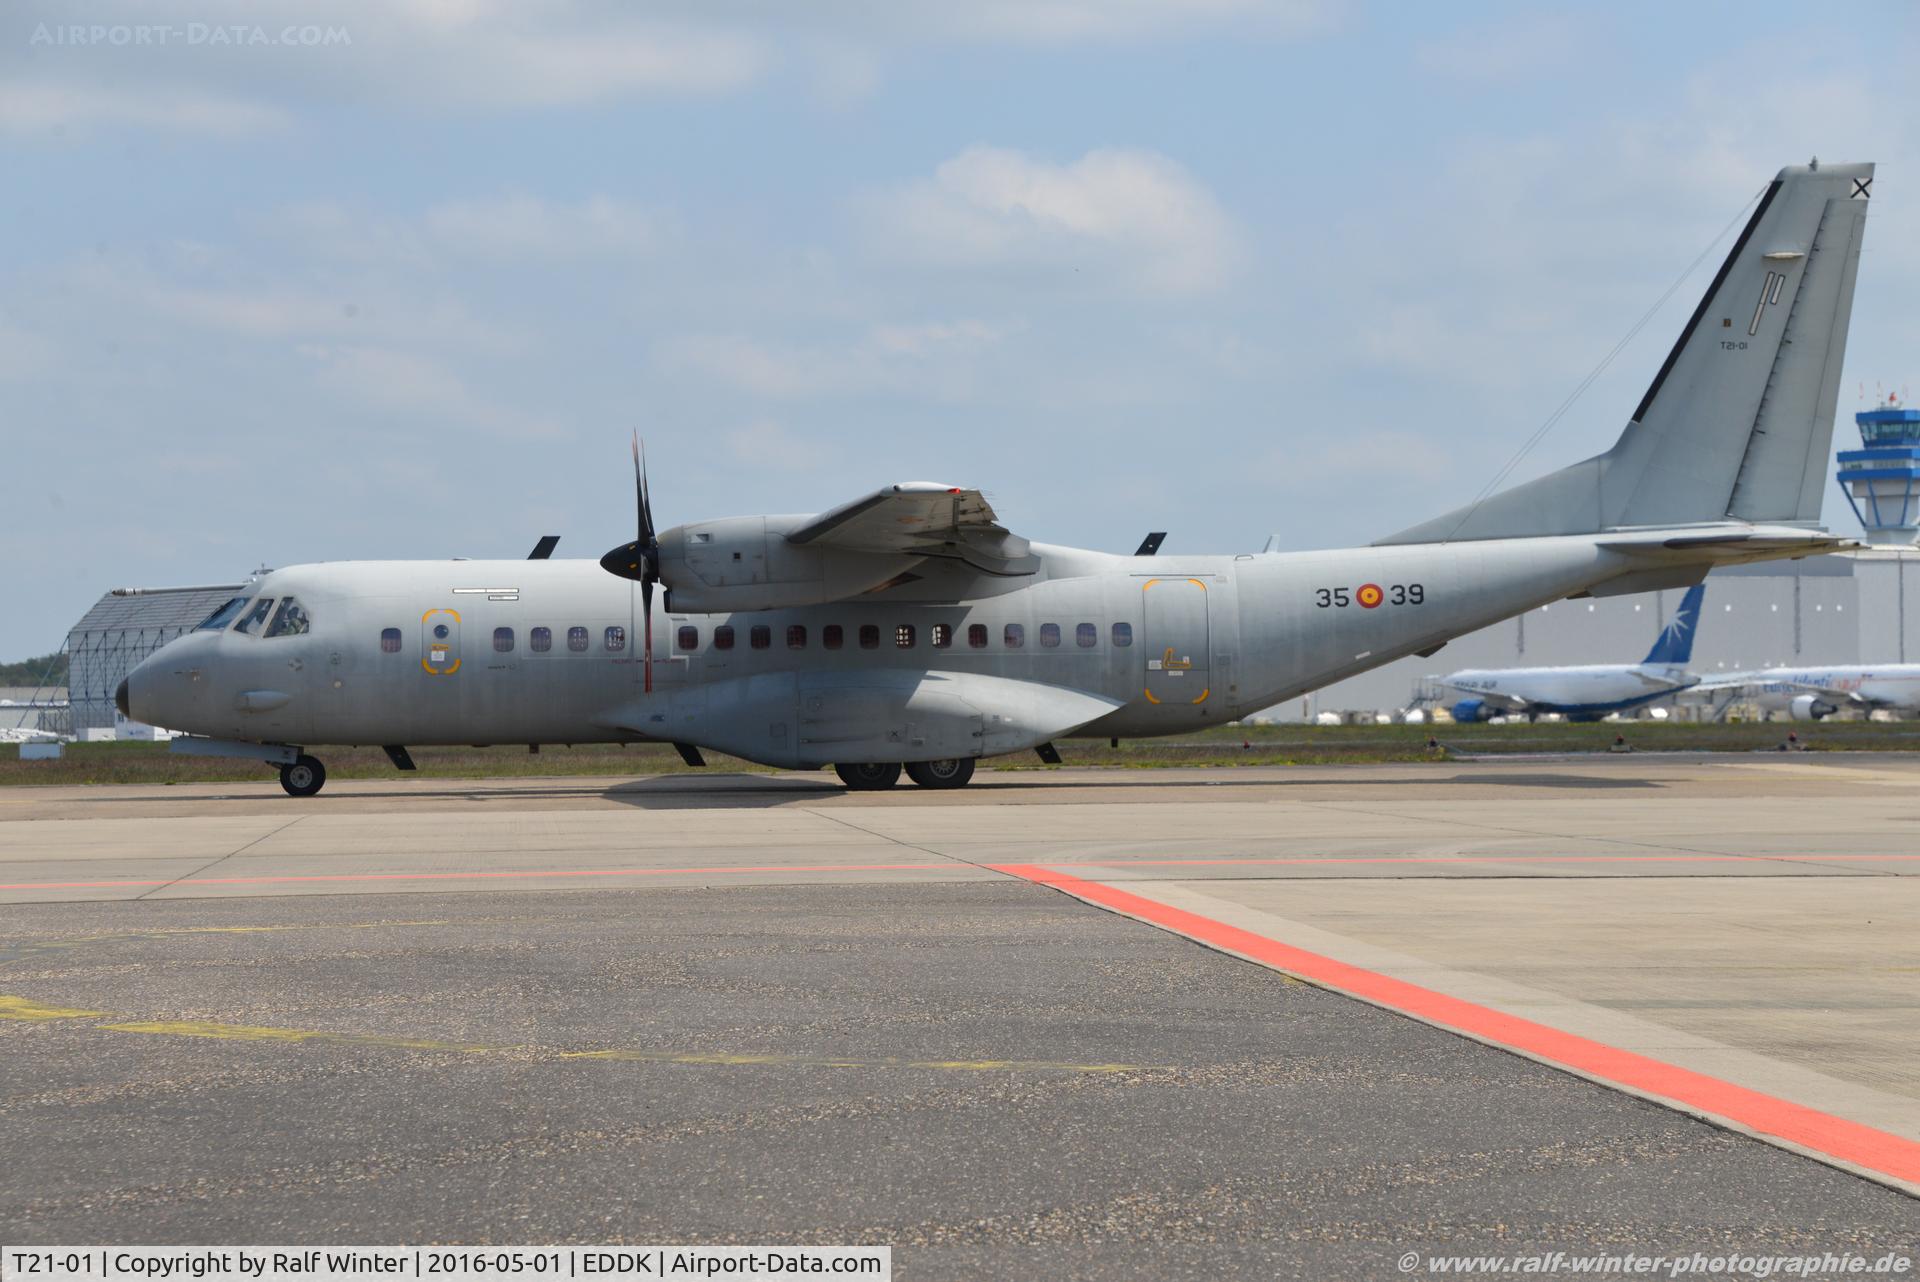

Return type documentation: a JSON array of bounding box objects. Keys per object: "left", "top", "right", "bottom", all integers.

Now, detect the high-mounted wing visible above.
[{"left": 785, "top": 483, "right": 1039, "bottom": 577}]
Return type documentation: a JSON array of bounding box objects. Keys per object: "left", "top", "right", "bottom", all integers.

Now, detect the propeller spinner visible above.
[{"left": 600, "top": 435, "right": 661, "bottom": 691}]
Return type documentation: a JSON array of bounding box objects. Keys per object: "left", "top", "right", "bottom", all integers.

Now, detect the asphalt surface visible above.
[{"left": 3, "top": 879, "right": 1916, "bottom": 1279}]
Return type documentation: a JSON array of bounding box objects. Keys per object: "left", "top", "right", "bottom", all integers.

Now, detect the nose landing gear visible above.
[{"left": 278, "top": 754, "right": 328, "bottom": 798}]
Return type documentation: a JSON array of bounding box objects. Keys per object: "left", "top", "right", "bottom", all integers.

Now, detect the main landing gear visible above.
[
  {"left": 278, "top": 754, "right": 328, "bottom": 798},
  {"left": 833, "top": 759, "right": 976, "bottom": 791}
]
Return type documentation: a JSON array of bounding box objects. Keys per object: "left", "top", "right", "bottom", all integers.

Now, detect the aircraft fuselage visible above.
[{"left": 126, "top": 534, "right": 1640, "bottom": 766}]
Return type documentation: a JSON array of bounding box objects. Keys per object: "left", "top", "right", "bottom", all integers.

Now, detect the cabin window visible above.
[
  {"left": 568, "top": 626, "right": 589, "bottom": 652},
  {"left": 1112, "top": 622, "right": 1133, "bottom": 648},
  {"left": 714, "top": 625, "right": 735, "bottom": 651},
  {"left": 380, "top": 627, "right": 402, "bottom": 654},
  {"left": 493, "top": 627, "right": 514, "bottom": 653},
  {"left": 750, "top": 625, "right": 771, "bottom": 650},
  {"left": 1004, "top": 623, "right": 1024, "bottom": 648},
  {"left": 787, "top": 625, "right": 807, "bottom": 649},
  {"left": 823, "top": 624, "right": 844, "bottom": 650},
  {"left": 968, "top": 624, "right": 988, "bottom": 649},
  {"left": 530, "top": 626, "right": 551, "bottom": 653},
  {"left": 931, "top": 623, "right": 952, "bottom": 649},
  {"left": 604, "top": 626, "right": 626, "bottom": 652},
  {"left": 235, "top": 598, "right": 276, "bottom": 636},
  {"left": 1077, "top": 623, "right": 1098, "bottom": 648},
  {"left": 198, "top": 596, "right": 251, "bottom": 631},
  {"left": 896, "top": 624, "right": 916, "bottom": 649},
  {"left": 265, "top": 597, "right": 311, "bottom": 638},
  {"left": 677, "top": 626, "right": 699, "bottom": 651},
  {"left": 859, "top": 624, "right": 880, "bottom": 650},
  {"left": 1039, "top": 623, "right": 1061, "bottom": 649}
]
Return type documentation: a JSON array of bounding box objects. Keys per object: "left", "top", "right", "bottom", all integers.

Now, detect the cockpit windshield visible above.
[
  {"left": 234, "top": 597, "right": 276, "bottom": 635},
  {"left": 265, "top": 597, "right": 312, "bottom": 638},
  {"left": 197, "top": 596, "right": 251, "bottom": 631}
]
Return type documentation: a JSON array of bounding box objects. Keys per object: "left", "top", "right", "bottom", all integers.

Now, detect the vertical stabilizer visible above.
[
  {"left": 1641, "top": 583, "right": 1706, "bottom": 666},
  {"left": 1379, "top": 162, "right": 1873, "bottom": 545}
]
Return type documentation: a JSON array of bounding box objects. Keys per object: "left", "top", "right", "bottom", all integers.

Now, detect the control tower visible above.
[{"left": 1838, "top": 393, "right": 1920, "bottom": 545}]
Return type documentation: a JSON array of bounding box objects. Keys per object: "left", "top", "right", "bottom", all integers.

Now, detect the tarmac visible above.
[{"left": 2, "top": 757, "right": 1917, "bottom": 1277}]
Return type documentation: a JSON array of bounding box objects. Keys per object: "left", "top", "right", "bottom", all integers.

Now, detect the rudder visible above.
[{"left": 1641, "top": 583, "right": 1706, "bottom": 666}]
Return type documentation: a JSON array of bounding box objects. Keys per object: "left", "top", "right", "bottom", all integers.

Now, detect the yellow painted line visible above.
[
  {"left": 2, "top": 994, "right": 1161, "bottom": 1074},
  {"left": 100, "top": 1020, "right": 495, "bottom": 1053},
  {"left": 0, "top": 995, "right": 103, "bottom": 1021},
  {"left": 560, "top": 1049, "right": 1157, "bottom": 1073}
]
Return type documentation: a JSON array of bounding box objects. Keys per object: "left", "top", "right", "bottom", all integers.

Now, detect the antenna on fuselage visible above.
[
  {"left": 1134, "top": 532, "right": 1167, "bottom": 556},
  {"left": 527, "top": 536, "right": 560, "bottom": 560}
]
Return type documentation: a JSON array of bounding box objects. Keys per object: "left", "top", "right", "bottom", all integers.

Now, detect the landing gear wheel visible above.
[
  {"left": 834, "top": 762, "right": 902, "bottom": 791},
  {"left": 905, "top": 758, "right": 975, "bottom": 790},
  {"left": 279, "top": 754, "right": 327, "bottom": 798}
]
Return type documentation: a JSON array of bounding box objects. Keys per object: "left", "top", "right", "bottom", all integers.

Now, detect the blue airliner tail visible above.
[{"left": 1642, "top": 584, "right": 1706, "bottom": 666}]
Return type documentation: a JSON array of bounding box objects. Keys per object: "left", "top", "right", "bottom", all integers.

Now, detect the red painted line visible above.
[
  {"left": 992, "top": 862, "right": 1920, "bottom": 1188},
  {"left": 0, "top": 861, "right": 954, "bottom": 891}
]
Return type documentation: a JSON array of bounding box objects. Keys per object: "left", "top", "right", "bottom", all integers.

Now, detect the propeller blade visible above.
[
  {"left": 637, "top": 434, "right": 656, "bottom": 547},
  {"left": 601, "top": 433, "right": 661, "bottom": 584},
  {"left": 641, "top": 575, "right": 655, "bottom": 695}
]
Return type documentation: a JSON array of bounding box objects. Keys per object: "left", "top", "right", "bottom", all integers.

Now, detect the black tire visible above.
[
  {"left": 834, "top": 762, "right": 902, "bottom": 791},
  {"left": 279, "top": 754, "right": 327, "bottom": 798},
  {"left": 905, "top": 758, "right": 975, "bottom": 790}
]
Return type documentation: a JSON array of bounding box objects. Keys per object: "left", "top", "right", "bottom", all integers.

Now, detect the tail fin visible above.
[
  {"left": 1379, "top": 161, "right": 1873, "bottom": 545},
  {"left": 1641, "top": 583, "right": 1706, "bottom": 665}
]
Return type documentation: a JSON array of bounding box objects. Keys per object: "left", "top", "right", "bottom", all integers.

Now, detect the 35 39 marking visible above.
[{"left": 1316, "top": 583, "right": 1423, "bottom": 608}]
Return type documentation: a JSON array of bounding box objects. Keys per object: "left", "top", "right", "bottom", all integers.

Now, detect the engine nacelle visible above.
[
  {"left": 655, "top": 516, "right": 919, "bottom": 613},
  {"left": 1450, "top": 698, "right": 1489, "bottom": 723},
  {"left": 1787, "top": 693, "right": 1837, "bottom": 722}
]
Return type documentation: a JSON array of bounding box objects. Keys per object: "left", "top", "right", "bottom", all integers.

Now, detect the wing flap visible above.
[{"left": 785, "top": 483, "right": 1040, "bottom": 576}]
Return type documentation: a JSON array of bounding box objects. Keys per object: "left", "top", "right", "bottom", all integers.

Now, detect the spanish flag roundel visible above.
[{"left": 1357, "top": 583, "right": 1384, "bottom": 608}]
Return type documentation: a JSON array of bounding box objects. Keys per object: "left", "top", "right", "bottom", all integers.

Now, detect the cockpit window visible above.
[
  {"left": 234, "top": 598, "right": 276, "bottom": 635},
  {"left": 197, "top": 597, "right": 251, "bottom": 631},
  {"left": 265, "top": 597, "right": 311, "bottom": 638}
]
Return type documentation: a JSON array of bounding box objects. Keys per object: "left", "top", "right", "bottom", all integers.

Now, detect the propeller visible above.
[{"left": 599, "top": 434, "right": 660, "bottom": 692}]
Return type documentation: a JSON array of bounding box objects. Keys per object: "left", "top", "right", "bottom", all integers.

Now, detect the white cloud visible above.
[
  {"left": 723, "top": 420, "right": 823, "bottom": 471},
  {"left": 763, "top": 0, "right": 1332, "bottom": 44},
  {"left": 0, "top": 2, "right": 770, "bottom": 136},
  {"left": 0, "top": 79, "right": 287, "bottom": 137},
  {"left": 423, "top": 195, "right": 660, "bottom": 259},
  {"left": 858, "top": 145, "right": 1240, "bottom": 295},
  {"left": 657, "top": 319, "right": 1012, "bottom": 400},
  {"left": 307, "top": 344, "right": 564, "bottom": 439},
  {"left": 1414, "top": 15, "right": 1579, "bottom": 83}
]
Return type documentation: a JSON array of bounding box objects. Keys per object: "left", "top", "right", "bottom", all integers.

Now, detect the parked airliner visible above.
[
  {"left": 120, "top": 161, "right": 1874, "bottom": 794},
  {"left": 1694, "top": 664, "right": 1920, "bottom": 720},
  {"left": 1439, "top": 584, "right": 1706, "bottom": 722}
]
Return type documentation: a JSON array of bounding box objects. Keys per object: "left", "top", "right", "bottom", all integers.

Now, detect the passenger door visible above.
[{"left": 1141, "top": 577, "right": 1211, "bottom": 708}]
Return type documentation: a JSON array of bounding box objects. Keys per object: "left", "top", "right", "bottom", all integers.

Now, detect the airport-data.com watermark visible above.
[
  {"left": 28, "top": 22, "right": 350, "bottom": 48},
  {"left": 1401, "top": 1251, "right": 1913, "bottom": 1278}
]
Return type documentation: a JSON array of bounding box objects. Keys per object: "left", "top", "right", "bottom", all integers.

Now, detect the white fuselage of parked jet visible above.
[{"left": 1439, "top": 663, "right": 1697, "bottom": 721}]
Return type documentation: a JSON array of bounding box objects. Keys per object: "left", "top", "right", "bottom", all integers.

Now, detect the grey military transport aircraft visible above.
[{"left": 121, "top": 161, "right": 1873, "bottom": 796}]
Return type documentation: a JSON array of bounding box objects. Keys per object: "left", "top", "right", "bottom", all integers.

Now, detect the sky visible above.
[{"left": 2, "top": 0, "right": 1916, "bottom": 660}]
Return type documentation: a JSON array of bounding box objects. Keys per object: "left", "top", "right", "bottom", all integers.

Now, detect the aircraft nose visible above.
[{"left": 115, "top": 677, "right": 131, "bottom": 719}]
